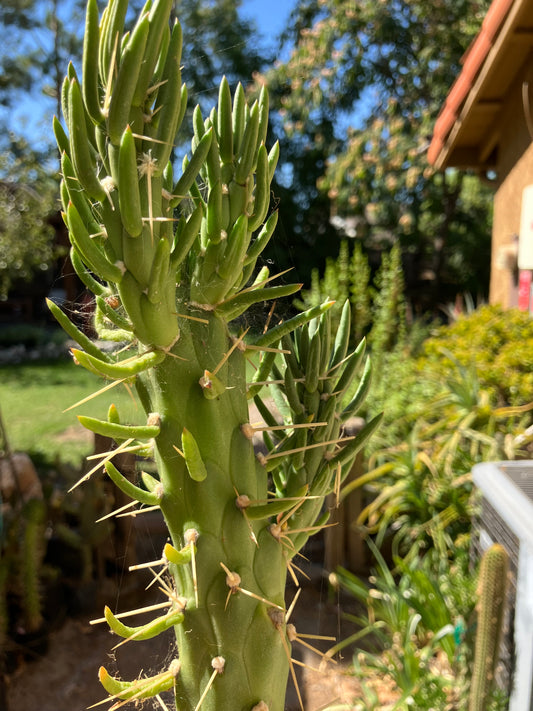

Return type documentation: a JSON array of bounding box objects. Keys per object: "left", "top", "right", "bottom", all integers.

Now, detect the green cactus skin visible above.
[
  {"left": 469, "top": 543, "right": 509, "bottom": 711},
  {"left": 20, "top": 499, "right": 46, "bottom": 633},
  {"left": 50, "top": 1, "right": 381, "bottom": 708},
  {"left": 139, "top": 314, "right": 290, "bottom": 709}
]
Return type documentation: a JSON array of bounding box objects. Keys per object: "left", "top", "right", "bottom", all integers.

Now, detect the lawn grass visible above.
[
  {"left": 0, "top": 359, "right": 142, "bottom": 466},
  {"left": 0, "top": 347, "right": 271, "bottom": 468}
]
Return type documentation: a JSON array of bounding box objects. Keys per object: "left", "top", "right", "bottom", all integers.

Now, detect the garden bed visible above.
[{"left": 6, "top": 570, "right": 366, "bottom": 711}]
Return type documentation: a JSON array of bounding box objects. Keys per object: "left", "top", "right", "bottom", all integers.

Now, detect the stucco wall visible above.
[{"left": 490, "top": 54, "right": 533, "bottom": 308}]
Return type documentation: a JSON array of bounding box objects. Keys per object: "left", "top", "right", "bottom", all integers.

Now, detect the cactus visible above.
[
  {"left": 50, "top": 1, "right": 381, "bottom": 709},
  {"left": 469, "top": 543, "right": 509, "bottom": 711},
  {"left": 19, "top": 498, "right": 46, "bottom": 633}
]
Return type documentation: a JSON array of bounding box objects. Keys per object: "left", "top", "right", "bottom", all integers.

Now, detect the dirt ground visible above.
[
  {"left": 4, "top": 495, "right": 367, "bottom": 711},
  {"left": 5, "top": 570, "right": 364, "bottom": 711}
]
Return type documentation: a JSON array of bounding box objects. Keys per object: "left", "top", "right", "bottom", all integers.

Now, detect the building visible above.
[{"left": 428, "top": 0, "right": 533, "bottom": 310}]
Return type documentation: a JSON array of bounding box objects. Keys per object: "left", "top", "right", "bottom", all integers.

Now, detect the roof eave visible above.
[{"left": 429, "top": 0, "right": 531, "bottom": 170}]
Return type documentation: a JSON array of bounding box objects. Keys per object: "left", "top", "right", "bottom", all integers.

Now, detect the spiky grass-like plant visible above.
[{"left": 50, "top": 1, "right": 381, "bottom": 708}]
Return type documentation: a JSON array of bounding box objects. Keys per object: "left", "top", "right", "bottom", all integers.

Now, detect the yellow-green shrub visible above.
[{"left": 420, "top": 305, "right": 533, "bottom": 407}]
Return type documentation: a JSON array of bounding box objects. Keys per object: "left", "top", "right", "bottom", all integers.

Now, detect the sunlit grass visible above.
[
  {"left": 0, "top": 359, "right": 141, "bottom": 466},
  {"left": 0, "top": 345, "right": 274, "bottom": 469}
]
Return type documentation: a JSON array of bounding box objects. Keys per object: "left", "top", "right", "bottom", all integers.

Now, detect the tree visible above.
[
  {"left": 0, "top": 138, "right": 58, "bottom": 300},
  {"left": 0, "top": 0, "right": 267, "bottom": 153},
  {"left": 259, "top": 45, "right": 342, "bottom": 286},
  {"left": 0, "top": 1, "right": 85, "bottom": 299},
  {"left": 263, "top": 0, "right": 494, "bottom": 307},
  {"left": 0, "top": 0, "right": 41, "bottom": 108},
  {"left": 0, "top": 0, "right": 85, "bottom": 155},
  {"left": 173, "top": 0, "right": 267, "bottom": 113}
]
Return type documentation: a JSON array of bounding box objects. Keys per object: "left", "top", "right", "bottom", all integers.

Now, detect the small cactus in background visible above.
[
  {"left": 19, "top": 499, "right": 46, "bottom": 633},
  {"left": 469, "top": 543, "right": 509, "bottom": 711},
  {"left": 50, "top": 1, "right": 381, "bottom": 708},
  {"left": 0, "top": 456, "right": 46, "bottom": 642}
]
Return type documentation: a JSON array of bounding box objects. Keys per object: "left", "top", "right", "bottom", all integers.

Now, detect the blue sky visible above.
[{"left": 240, "top": 0, "right": 296, "bottom": 51}]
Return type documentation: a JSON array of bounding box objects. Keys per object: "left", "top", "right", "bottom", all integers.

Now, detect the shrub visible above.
[
  {"left": 344, "top": 304, "right": 533, "bottom": 556},
  {"left": 419, "top": 305, "right": 533, "bottom": 407},
  {"left": 330, "top": 541, "right": 475, "bottom": 710}
]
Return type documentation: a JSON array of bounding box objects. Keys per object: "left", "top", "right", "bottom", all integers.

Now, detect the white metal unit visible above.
[{"left": 472, "top": 461, "right": 533, "bottom": 711}]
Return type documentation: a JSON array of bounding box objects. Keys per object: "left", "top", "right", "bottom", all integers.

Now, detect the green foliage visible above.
[
  {"left": 298, "top": 240, "right": 406, "bottom": 353},
  {"left": 350, "top": 242, "right": 372, "bottom": 343},
  {"left": 331, "top": 306, "right": 525, "bottom": 708},
  {"left": 264, "top": 0, "right": 493, "bottom": 302},
  {"left": 0, "top": 0, "right": 86, "bottom": 164},
  {"left": 330, "top": 306, "right": 525, "bottom": 709},
  {"left": 420, "top": 304, "right": 533, "bottom": 407},
  {"left": 0, "top": 177, "right": 58, "bottom": 299},
  {"left": 353, "top": 357, "right": 531, "bottom": 555},
  {"left": 0, "top": 131, "right": 64, "bottom": 299},
  {"left": 172, "top": 0, "right": 266, "bottom": 114},
  {"left": 350, "top": 302, "right": 533, "bottom": 556},
  {"left": 367, "top": 243, "right": 406, "bottom": 357},
  {"left": 0, "top": 0, "right": 41, "bottom": 107},
  {"left": 300, "top": 240, "right": 352, "bottom": 321},
  {"left": 363, "top": 325, "right": 435, "bottom": 450},
  {"left": 331, "top": 541, "right": 473, "bottom": 710},
  {"left": 332, "top": 540, "right": 509, "bottom": 710}
]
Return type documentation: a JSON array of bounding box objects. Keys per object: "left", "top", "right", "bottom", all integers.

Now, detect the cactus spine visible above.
[
  {"left": 469, "top": 543, "right": 509, "bottom": 711},
  {"left": 51, "top": 1, "right": 381, "bottom": 709}
]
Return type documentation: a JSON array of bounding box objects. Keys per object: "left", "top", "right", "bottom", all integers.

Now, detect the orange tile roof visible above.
[{"left": 428, "top": 0, "right": 533, "bottom": 169}]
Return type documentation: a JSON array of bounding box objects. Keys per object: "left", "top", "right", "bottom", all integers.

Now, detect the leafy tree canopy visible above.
[
  {"left": 174, "top": 0, "right": 268, "bottom": 112},
  {"left": 0, "top": 0, "right": 41, "bottom": 105},
  {"left": 263, "top": 0, "right": 494, "bottom": 305},
  {"left": 0, "top": 1, "right": 86, "bottom": 296},
  {"left": 0, "top": 137, "right": 58, "bottom": 299}
]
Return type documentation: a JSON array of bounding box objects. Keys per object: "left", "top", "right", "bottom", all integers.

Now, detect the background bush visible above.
[{"left": 419, "top": 304, "right": 533, "bottom": 407}]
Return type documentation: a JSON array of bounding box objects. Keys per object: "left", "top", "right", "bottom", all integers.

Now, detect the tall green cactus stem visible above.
[
  {"left": 469, "top": 543, "right": 509, "bottom": 711},
  {"left": 20, "top": 499, "right": 46, "bottom": 633},
  {"left": 51, "top": 1, "right": 381, "bottom": 709}
]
